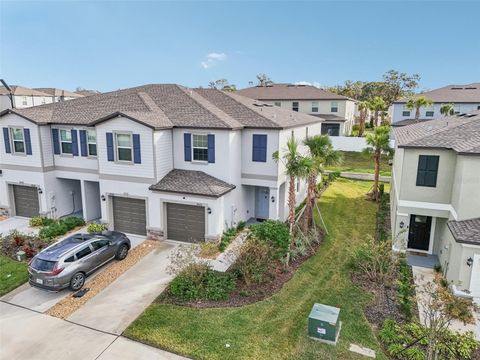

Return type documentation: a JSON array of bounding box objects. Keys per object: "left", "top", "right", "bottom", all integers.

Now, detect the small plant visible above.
[
  {"left": 199, "top": 242, "right": 219, "bottom": 259},
  {"left": 87, "top": 222, "right": 108, "bottom": 234},
  {"left": 233, "top": 238, "right": 276, "bottom": 286},
  {"left": 29, "top": 216, "right": 44, "bottom": 227},
  {"left": 397, "top": 257, "right": 415, "bottom": 320},
  {"left": 433, "top": 264, "right": 442, "bottom": 273},
  {"left": 219, "top": 227, "right": 239, "bottom": 252},
  {"left": 348, "top": 238, "right": 393, "bottom": 283},
  {"left": 250, "top": 220, "right": 290, "bottom": 258},
  {"left": 61, "top": 216, "right": 85, "bottom": 231},
  {"left": 22, "top": 244, "right": 35, "bottom": 258},
  {"left": 236, "top": 221, "right": 246, "bottom": 232}
]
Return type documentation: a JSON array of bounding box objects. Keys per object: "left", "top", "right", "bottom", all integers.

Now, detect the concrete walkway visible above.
[
  {"left": 0, "top": 216, "right": 39, "bottom": 236},
  {"left": 338, "top": 172, "right": 391, "bottom": 182},
  {"left": 0, "top": 302, "right": 188, "bottom": 360}
]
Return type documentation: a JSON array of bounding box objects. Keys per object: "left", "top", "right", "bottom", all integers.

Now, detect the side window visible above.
[
  {"left": 311, "top": 101, "right": 319, "bottom": 113},
  {"left": 416, "top": 155, "right": 439, "bottom": 187},
  {"left": 91, "top": 239, "right": 110, "bottom": 251},
  {"left": 60, "top": 129, "right": 73, "bottom": 154},
  {"left": 64, "top": 255, "right": 75, "bottom": 263},
  {"left": 330, "top": 101, "right": 338, "bottom": 113},
  {"left": 76, "top": 246, "right": 92, "bottom": 259},
  {"left": 292, "top": 102, "right": 299, "bottom": 112}
]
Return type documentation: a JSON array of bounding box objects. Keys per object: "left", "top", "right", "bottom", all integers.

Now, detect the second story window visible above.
[
  {"left": 60, "top": 129, "right": 73, "bottom": 154},
  {"left": 192, "top": 134, "right": 208, "bottom": 161},
  {"left": 425, "top": 105, "right": 434, "bottom": 117},
  {"left": 402, "top": 105, "right": 411, "bottom": 117},
  {"left": 22, "top": 96, "right": 27, "bottom": 106},
  {"left": 330, "top": 101, "right": 338, "bottom": 113},
  {"left": 252, "top": 134, "right": 267, "bottom": 162},
  {"left": 10, "top": 128, "right": 25, "bottom": 154},
  {"left": 416, "top": 155, "right": 439, "bottom": 187},
  {"left": 115, "top": 133, "right": 132, "bottom": 162},
  {"left": 274, "top": 102, "right": 281, "bottom": 107},
  {"left": 292, "top": 102, "right": 299, "bottom": 112},
  {"left": 311, "top": 101, "right": 319, "bottom": 113},
  {"left": 87, "top": 130, "right": 97, "bottom": 156}
]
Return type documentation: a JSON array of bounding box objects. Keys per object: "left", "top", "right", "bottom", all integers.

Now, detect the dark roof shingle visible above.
[
  {"left": 395, "top": 83, "right": 480, "bottom": 103},
  {"left": 236, "top": 83, "right": 351, "bottom": 101},
  {"left": 447, "top": 218, "right": 480, "bottom": 245}
]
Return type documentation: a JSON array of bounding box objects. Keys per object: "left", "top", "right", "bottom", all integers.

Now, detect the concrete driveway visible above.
[{"left": 0, "top": 217, "right": 38, "bottom": 236}]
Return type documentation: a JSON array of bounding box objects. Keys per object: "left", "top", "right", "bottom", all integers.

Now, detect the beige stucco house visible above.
[{"left": 391, "top": 111, "right": 480, "bottom": 298}]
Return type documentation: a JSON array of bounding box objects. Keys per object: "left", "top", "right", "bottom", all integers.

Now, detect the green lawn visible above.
[
  {"left": 327, "top": 151, "right": 392, "bottom": 176},
  {"left": 125, "top": 179, "right": 386, "bottom": 360},
  {"left": 0, "top": 255, "right": 29, "bottom": 296}
]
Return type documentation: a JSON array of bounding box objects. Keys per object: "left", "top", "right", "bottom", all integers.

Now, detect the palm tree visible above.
[
  {"left": 368, "top": 96, "right": 387, "bottom": 127},
  {"left": 406, "top": 96, "right": 433, "bottom": 122},
  {"left": 303, "top": 135, "right": 342, "bottom": 230},
  {"left": 440, "top": 103, "right": 455, "bottom": 117},
  {"left": 273, "top": 136, "right": 311, "bottom": 265},
  {"left": 357, "top": 101, "right": 369, "bottom": 137},
  {"left": 363, "top": 126, "right": 393, "bottom": 202}
]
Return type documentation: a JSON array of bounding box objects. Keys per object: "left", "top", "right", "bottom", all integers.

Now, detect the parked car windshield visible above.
[{"left": 31, "top": 258, "right": 56, "bottom": 272}]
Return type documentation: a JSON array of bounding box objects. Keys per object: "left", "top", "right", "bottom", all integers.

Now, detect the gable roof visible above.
[
  {"left": 393, "top": 111, "right": 480, "bottom": 155},
  {"left": 447, "top": 218, "right": 480, "bottom": 245},
  {"left": 0, "top": 85, "right": 51, "bottom": 97},
  {"left": 0, "top": 84, "right": 324, "bottom": 130},
  {"left": 33, "top": 88, "right": 84, "bottom": 98},
  {"left": 395, "top": 83, "right": 480, "bottom": 103},
  {"left": 236, "top": 83, "right": 351, "bottom": 101}
]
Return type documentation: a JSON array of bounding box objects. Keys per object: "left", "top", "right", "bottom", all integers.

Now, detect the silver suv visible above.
[{"left": 28, "top": 231, "right": 131, "bottom": 291}]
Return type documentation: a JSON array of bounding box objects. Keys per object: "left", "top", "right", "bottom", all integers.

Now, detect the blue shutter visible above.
[
  {"left": 3, "top": 128, "right": 11, "bottom": 154},
  {"left": 252, "top": 134, "right": 267, "bottom": 162},
  {"left": 184, "top": 133, "right": 192, "bottom": 161},
  {"left": 71, "top": 129, "right": 79, "bottom": 156},
  {"left": 24, "top": 128, "right": 32, "bottom": 155},
  {"left": 207, "top": 134, "right": 215, "bottom": 163},
  {"left": 133, "top": 134, "right": 141, "bottom": 164},
  {"left": 106, "top": 132, "right": 114, "bottom": 161},
  {"left": 52, "top": 128, "right": 60, "bottom": 155},
  {"left": 79, "top": 130, "right": 88, "bottom": 156}
]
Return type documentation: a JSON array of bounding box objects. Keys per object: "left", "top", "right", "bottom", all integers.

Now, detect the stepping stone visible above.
[{"left": 349, "top": 343, "right": 376, "bottom": 358}]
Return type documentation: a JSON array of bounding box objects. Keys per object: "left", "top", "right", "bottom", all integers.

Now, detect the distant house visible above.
[
  {"left": 391, "top": 112, "right": 480, "bottom": 297},
  {"left": 34, "top": 88, "right": 84, "bottom": 102},
  {"left": 236, "top": 83, "right": 356, "bottom": 136},
  {"left": 391, "top": 83, "right": 480, "bottom": 125},
  {"left": 74, "top": 89, "right": 102, "bottom": 97}
]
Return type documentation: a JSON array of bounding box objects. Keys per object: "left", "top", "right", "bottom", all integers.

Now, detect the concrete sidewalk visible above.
[{"left": 0, "top": 216, "right": 39, "bottom": 236}]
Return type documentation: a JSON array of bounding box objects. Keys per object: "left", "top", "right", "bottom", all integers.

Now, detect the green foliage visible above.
[
  {"left": 0, "top": 255, "right": 29, "bottom": 296},
  {"left": 433, "top": 264, "right": 442, "bottom": 273},
  {"left": 61, "top": 216, "right": 85, "bottom": 230},
  {"left": 168, "top": 263, "right": 236, "bottom": 301},
  {"left": 236, "top": 221, "right": 246, "bottom": 232},
  {"left": 376, "top": 193, "right": 390, "bottom": 242},
  {"left": 219, "top": 227, "right": 239, "bottom": 252},
  {"left": 199, "top": 242, "right": 219, "bottom": 258},
  {"left": 397, "top": 257, "right": 415, "bottom": 320},
  {"left": 87, "top": 222, "right": 108, "bottom": 234},
  {"left": 250, "top": 220, "right": 290, "bottom": 258},
  {"left": 38, "top": 217, "right": 85, "bottom": 240},
  {"left": 233, "top": 239, "right": 276, "bottom": 286},
  {"left": 290, "top": 230, "right": 320, "bottom": 261},
  {"left": 348, "top": 238, "right": 392, "bottom": 282},
  {"left": 29, "top": 216, "right": 55, "bottom": 227}
]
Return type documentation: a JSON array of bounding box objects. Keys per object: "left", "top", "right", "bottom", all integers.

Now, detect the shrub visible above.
[
  {"left": 87, "top": 222, "right": 108, "bottom": 234},
  {"left": 29, "top": 216, "right": 44, "bottom": 227},
  {"left": 291, "top": 230, "right": 319, "bottom": 261},
  {"left": 348, "top": 238, "right": 392, "bottom": 282},
  {"left": 436, "top": 275, "right": 477, "bottom": 324},
  {"left": 233, "top": 239, "right": 276, "bottom": 286},
  {"left": 219, "top": 227, "right": 239, "bottom": 252},
  {"left": 397, "top": 257, "right": 415, "bottom": 320},
  {"left": 39, "top": 222, "right": 67, "bottom": 240},
  {"left": 168, "top": 263, "right": 236, "bottom": 301},
  {"left": 236, "top": 221, "right": 246, "bottom": 232},
  {"left": 60, "top": 216, "right": 85, "bottom": 231},
  {"left": 250, "top": 220, "right": 289, "bottom": 258},
  {"left": 199, "top": 242, "right": 219, "bottom": 258},
  {"left": 433, "top": 264, "right": 442, "bottom": 273}
]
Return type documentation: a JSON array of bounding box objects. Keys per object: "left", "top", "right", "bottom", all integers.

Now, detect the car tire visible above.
[
  {"left": 70, "top": 272, "right": 85, "bottom": 291},
  {"left": 115, "top": 244, "right": 129, "bottom": 260}
]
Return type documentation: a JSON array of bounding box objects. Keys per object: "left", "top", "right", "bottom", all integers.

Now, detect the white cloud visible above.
[{"left": 201, "top": 52, "right": 227, "bottom": 69}]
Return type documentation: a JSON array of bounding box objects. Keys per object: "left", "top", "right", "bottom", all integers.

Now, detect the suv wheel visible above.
[
  {"left": 116, "top": 244, "right": 129, "bottom": 260},
  {"left": 70, "top": 272, "right": 85, "bottom": 291}
]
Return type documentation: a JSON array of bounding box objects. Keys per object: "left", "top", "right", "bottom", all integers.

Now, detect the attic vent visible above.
[
  {"left": 465, "top": 87, "right": 477, "bottom": 90},
  {"left": 451, "top": 87, "right": 463, "bottom": 90}
]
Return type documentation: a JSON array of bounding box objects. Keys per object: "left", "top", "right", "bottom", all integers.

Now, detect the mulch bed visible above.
[{"left": 157, "top": 235, "right": 323, "bottom": 308}]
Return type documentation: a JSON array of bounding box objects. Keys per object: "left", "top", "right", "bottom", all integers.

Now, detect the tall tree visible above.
[
  {"left": 208, "top": 79, "right": 236, "bottom": 90},
  {"left": 303, "top": 135, "right": 342, "bottom": 230},
  {"left": 273, "top": 137, "right": 311, "bottom": 265},
  {"left": 440, "top": 103, "right": 455, "bottom": 117},
  {"left": 368, "top": 96, "right": 387, "bottom": 127},
  {"left": 256, "top": 74, "right": 273, "bottom": 87},
  {"left": 357, "top": 101, "right": 369, "bottom": 136},
  {"left": 406, "top": 96, "right": 433, "bottom": 122},
  {"left": 382, "top": 70, "right": 420, "bottom": 105},
  {"left": 363, "top": 126, "right": 393, "bottom": 201}
]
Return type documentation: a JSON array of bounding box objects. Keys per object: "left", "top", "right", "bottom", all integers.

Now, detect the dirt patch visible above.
[{"left": 47, "top": 240, "right": 158, "bottom": 319}]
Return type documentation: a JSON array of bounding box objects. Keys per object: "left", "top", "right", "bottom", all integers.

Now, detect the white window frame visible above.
[
  {"left": 10, "top": 127, "right": 26, "bottom": 155},
  {"left": 311, "top": 101, "right": 319, "bottom": 113},
  {"left": 115, "top": 132, "right": 133, "bottom": 163},
  {"left": 86, "top": 129, "right": 97, "bottom": 157},
  {"left": 59, "top": 129, "right": 73, "bottom": 155},
  {"left": 330, "top": 101, "right": 338, "bottom": 113},
  {"left": 192, "top": 133, "right": 209, "bottom": 162}
]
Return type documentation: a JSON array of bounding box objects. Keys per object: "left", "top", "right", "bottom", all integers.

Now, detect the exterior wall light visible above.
[
  {"left": 399, "top": 221, "right": 405, "bottom": 229},
  {"left": 37, "top": 187, "right": 43, "bottom": 194},
  {"left": 466, "top": 257, "right": 473, "bottom": 267},
  {"left": 207, "top": 207, "right": 212, "bottom": 214},
  {"left": 101, "top": 195, "right": 106, "bottom": 202},
  {"left": 271, "top": 196, "right": 275, "bottom": 203}
]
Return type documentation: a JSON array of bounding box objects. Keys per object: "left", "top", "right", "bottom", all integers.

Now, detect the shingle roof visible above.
[
  {"left": 447, "top": 218, "right": 480, "bottom": 245},
  {"left": 33, "top": 88, "right": 84, "bottom": 98},
  {"left": 395, "top": 83, "right": 480, "bottom": 103},
  {"left": 0, "top": 85, "right": 51, "bottom": 97},
  {"left": 0, "top": 84, "right": 323, "bottom": 130},
  {"left": 236, "top": 83, "right": 351, "bottom": 101},
  {"left": 393, "top": 111, "right": 480, "bottom": 155},
  {"left": 149, "top": 169, "right": 235, "bottom": 198},
  {"left": 311, "top": 114, "right": 347, "bottom": 122}
]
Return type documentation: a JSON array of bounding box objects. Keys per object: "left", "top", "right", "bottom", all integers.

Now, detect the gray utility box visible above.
[{"left": 308, "top": 303, "right": 341, "bottom": 345}]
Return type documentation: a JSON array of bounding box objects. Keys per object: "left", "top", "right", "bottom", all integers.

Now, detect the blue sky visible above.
[{"left": 1, "top": 1, "right": 479, "bottom": 92}]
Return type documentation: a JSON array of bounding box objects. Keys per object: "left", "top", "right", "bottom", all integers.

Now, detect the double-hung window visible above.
[
  {"left": 425, "top": 106, "right": 434, "bottom": 117},
  {"left": 115, "top": 133, "right": 132, "bottom": 162},
  {"left": 60, "top": 129, "right": 73, "bottom": 154},
  {"left": 416, "top": 155, "right": 439, "bottom": 187},
  {"left": 10, "top": 128, "right": 25, "bottom": 154},
  {"left": 274, "top": 101, "right": 281, "bottom": 107},
  {"left": 330, "top": 101, "right": 338, "bottom": 112},
  {"left": 402, "top": 105, "right": 410, "bottom": 117},
  {"left": 292, "top": 102, "right": 299, "bottom": 112},
  {"left": 192, "top": 134, "right": 208, "bottom": 161},
  {"left": 311, "top": 101, "right": 319, "bottom": 113},
  {"left": 87, "top": 130, "right": 97, "bottom": 156}
]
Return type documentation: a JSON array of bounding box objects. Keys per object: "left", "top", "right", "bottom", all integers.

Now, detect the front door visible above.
[
  {"left": 407, "top": 215, "right": 432, "bottom": 251},
  {"left": 255, "top": 187, "right": 270, "bottom": 220}
]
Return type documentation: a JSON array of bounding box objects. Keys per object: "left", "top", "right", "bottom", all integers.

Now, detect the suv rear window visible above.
[{"left": 31, "top": 258, "right": 56, "bottom": 272}]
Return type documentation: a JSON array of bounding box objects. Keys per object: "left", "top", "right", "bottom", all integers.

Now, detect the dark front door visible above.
[{"left": 407, "top": 215, "right": 432, "bottom": 251}]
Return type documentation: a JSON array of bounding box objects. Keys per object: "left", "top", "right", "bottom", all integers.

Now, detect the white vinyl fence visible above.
[{"left": 330, "top": 136, "right": 395, "bottom": 152}]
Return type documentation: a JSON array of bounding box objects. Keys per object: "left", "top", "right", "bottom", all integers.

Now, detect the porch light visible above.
[
  {"left": 37, "top": 187, "right": 43, "bottom": 194},
  {"left": 101, "top": 195, "right": 106, "bottom": 202},
  {"left": 271, "top": 196, "right": 275, "bottom": 203},
  {"left": 399, "top": 221, "right": 405, "bottom": 229},
  {"left": 207, "top": 207, "right": 212, "bottom": 214},
  {"left": 466, "top": 257, "right": 473, "bottom": 267}
]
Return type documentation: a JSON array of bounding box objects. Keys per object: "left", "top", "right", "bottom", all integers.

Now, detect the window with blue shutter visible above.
[
  {"left": 252, "top": 134, "right": 267, "bottom": 162},
  {"left": 184, "top": 133, "right": 192, "bottom": 161},
  {"left": 71, "top": 129, "right": 79, "bottom": 156},
  {"left": 24, "top": 128, "right": 32, "bottom": 155},
  {"left": 79, "top": 130, "right": 88, "bottom": 156},
  {"left": 52, "top": 128, "right": 60, "bottom": 155},
  {"left": 3, "top": 128, "right": 11, "bottom": 154},
  {"left": 133, "top": 134, "right": 141, "bottom": 164},
  {"left": 207, "top": 134, "right": 215, "bottom": 163},
  {"left": 106, "top": 132, "right": 114, "bottom": 161},
  {"left": 416, "top": 155, "right": 439, "bottom": 187}
]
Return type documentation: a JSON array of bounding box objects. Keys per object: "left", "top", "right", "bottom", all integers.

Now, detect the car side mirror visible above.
[{"left": 108, "top": 241, "right": 113, "bottom": 247}]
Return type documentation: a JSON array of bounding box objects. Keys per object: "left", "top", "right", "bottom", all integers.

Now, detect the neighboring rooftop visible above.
[
  {"left": 149, "top": 169, "right": 235, "bottom": 198},
  {"left": 0, "top": 85, "right": 51, "bottom": 97},
  {"left": 34, "top": 88, "right": 84, "bottom": 98},
  {"left": 236, "top": 83, "right": 351, "bottom": 101},
  {"left": 395, "top": 83, "right": 480, "bottom": 103},
  {"left": 394, "top": 111, "right": 480, "bottom": 155},
  {"left": 1, "top": 84, "right": 324, "bottom": 130},
  {"left": 75, "top": 89, "right": 102, "bottom": 97},
  {"left": 447, "top": 218, "right": 480, "bottom": 245},
  {"left": 311, "top": 114, "right": 347, "bottom": 122}
]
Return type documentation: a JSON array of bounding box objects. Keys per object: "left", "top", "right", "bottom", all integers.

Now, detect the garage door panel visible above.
[
  {"left": 166, "top": 203, "right": 205, "bottom": 242},
  {"left": 112, "top": 197, "right": 146, "bottom": 235},
  {"left": 13, "top": 185, "right": 40, "bottom": 218}
]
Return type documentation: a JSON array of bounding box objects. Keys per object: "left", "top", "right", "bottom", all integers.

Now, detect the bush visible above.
[
  {"left": 233, "top": 239, "right": 276, "bottom": 286},
  {"left": 168, "top": 263, "right": 236, "bottom": 301},
  {"left": 87, "top": 222, "right": 108, "bottom": 234},
  {"left": 60, "top": 216, "right": 85, "bottom": 231},
  {"left": 236, "top": 221, "right": 246, "bottom": 232},
  {"left": 29, "top": 216, "right": 54, "bottom": 227},
  {"left": 199, "top": 242, "right": 219, "bottom": 258},
  {"left": 397, "top": 257, "right": 415, "bottom": 320},
  {"left": 250, "top": 220, "right": 289, "bottom": 258},
  {"left": 219, "top": 227, "right": 239, "bottom": 252},
  {"left": 38, "top": 217, "right": 84, "bottom": 240},
  {"left": 348, "top": 238, "right": 392, "bottom": 282}
]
